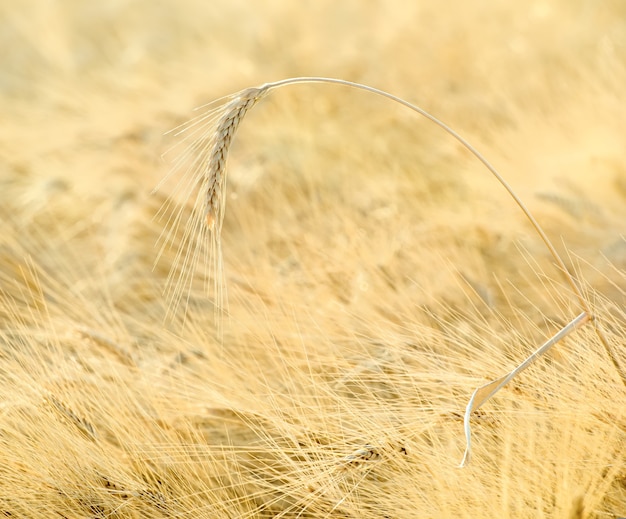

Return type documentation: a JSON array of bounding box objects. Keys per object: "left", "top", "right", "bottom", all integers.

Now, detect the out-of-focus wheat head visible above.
[{"left": 156, "top": 86, "right": 269, "bottom": 318}]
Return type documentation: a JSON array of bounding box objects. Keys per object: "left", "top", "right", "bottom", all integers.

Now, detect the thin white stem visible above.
[{"left": 459, "top": 311, "right": 590, "bottom": 467}]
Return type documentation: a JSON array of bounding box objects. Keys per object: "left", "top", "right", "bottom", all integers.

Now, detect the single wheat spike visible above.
[
  {"left": 155, "top": 85, "right": 269, "bottom": 320},
  {"left": 204, "top": 86, "right": 269, "bottom": 231}
]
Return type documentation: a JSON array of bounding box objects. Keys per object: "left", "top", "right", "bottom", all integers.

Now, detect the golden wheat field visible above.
[{"left": 1, "top": 1, "right": 625, "bottom": 517}]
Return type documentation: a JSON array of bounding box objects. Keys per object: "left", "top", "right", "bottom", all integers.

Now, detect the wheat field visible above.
[{"left": 1, "top": 1, "right": 625, "bottom": 517}]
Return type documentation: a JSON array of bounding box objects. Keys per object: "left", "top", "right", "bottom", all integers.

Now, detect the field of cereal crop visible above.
[{"left": 0, "top": 2, "right": 625, "bottom": 517}]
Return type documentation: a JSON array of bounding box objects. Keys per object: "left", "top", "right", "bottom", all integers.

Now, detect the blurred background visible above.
[{"left": 0, "top": 2, "right": 625, "bottom": 517}]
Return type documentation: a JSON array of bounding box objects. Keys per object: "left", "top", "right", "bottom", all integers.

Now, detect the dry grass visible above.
[{"left": 1, "top": 1, "right": 625, "bottom": 517}]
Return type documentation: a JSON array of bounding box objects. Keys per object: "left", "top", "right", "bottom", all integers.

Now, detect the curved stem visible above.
[
  {"left": 261, "top": 76, "right": 625, "bottom": 385},
  {"left": 460, "top": 311, "right": 591, "bottom": 467}
]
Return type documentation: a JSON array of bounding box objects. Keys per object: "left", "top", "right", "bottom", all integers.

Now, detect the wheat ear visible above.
[
  {"left": 155, "top": 86, "right": 269, "bottom": 320},
  {"left": 204, "top": 86, "right": 269, "bottom": 233}
]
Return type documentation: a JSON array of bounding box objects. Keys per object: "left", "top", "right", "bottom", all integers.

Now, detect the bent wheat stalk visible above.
[
  {"left": 162, "top": 76, "right": 626, "bottom": 463},
  {"left": 459, "top": 311, "right": 590, "bottom": 467}
]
